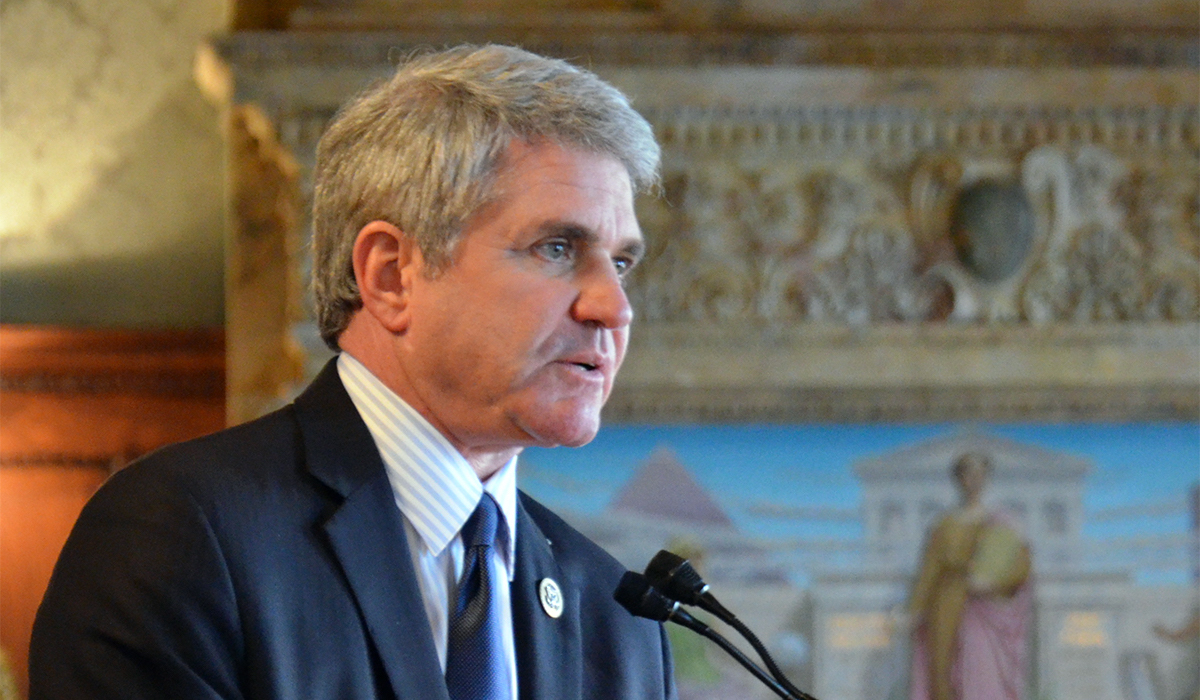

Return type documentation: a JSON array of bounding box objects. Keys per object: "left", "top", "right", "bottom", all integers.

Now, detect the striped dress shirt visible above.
[{"left": 338, "top": 352, "right": 519, "bottom": 700}]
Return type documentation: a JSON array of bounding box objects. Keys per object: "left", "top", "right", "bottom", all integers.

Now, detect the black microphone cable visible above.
[
  {"left": 613, "top": 571, "right": 801, "bottom": 700},
  {"left": 644, "top": 550, "right": 818, "bottom": 700}
]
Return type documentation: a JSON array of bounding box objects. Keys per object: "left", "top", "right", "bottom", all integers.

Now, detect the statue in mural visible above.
[{"left": 903, "top": 451, "right": 1033, "bottom": 700}]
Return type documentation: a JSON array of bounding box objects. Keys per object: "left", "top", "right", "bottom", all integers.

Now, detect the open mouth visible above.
[{"left": 572, "top": 362, "right": 599, "bottom": 372}]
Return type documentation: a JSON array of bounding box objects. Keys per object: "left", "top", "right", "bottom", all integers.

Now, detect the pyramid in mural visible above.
[{"left": 608, "top": 446, "right": 734, "bottom": 528}]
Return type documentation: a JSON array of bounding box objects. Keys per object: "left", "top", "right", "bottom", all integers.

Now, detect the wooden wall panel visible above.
[
  {"left": 0, "top": 465, "right": 110, "bottom": 699},
  {"left": 0, "top": 325, "right": 225, "bottom": 698}
]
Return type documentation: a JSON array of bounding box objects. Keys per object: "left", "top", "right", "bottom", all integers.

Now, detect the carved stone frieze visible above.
[{"left": 629, "top": 107, "right": 1199, "bottom": 327}]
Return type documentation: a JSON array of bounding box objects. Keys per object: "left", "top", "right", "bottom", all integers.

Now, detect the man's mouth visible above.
[
  {"left": 557, "top": 354, "right": 606, "bottom": 375},
  {"left": 553, "top": 342, "right": 611, "bottom": 379}
]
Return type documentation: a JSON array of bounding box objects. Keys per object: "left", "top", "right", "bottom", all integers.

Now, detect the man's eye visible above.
[
  {"left": 535, "top": 239, "right": 572, "bottom": 261},
  {"left": 613, "top": 256, "right": 636, "bottom": 277}
]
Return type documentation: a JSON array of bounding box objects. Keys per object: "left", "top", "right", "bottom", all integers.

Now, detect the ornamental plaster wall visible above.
[{"left": 0, "top": 0, "right": 228, "bottom": 327}]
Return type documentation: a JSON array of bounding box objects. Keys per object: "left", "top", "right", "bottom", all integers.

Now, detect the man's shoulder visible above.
[
  {"left": 99, "top": 404, "right": 305, "bottom": 510},
  {"left": 135, "top": 404, "right": 299, "bottom": 473}
]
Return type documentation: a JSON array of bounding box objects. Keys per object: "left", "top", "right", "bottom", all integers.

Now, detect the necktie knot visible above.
[{"left": 461, "top": 493, "right": 500, "bottom": 550}]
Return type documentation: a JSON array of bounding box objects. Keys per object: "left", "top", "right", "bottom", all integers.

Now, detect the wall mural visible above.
[{"left": 521, "top": 423, "right": 1199, "bottom": 700}]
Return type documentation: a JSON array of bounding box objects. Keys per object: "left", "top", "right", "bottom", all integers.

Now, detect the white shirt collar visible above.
[{"left": 337, "top": 352, "right": 518, "bottom": 575}]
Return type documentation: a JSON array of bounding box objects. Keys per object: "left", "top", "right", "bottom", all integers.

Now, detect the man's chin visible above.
[{"left": 511, "top": 403, "right": 603, "bottom": 449}]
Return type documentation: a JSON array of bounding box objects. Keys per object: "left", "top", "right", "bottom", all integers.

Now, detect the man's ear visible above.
[{"left": 352, "top": 220, "right": 422, "bottom": 334}]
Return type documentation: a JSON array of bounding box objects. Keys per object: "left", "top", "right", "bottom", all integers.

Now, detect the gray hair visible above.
[{"left": 310, "top": 44, "right": 661, "bottom": 350}]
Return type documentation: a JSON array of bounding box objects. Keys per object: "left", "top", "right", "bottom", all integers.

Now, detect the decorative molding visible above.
[
  {"left": 632, "top": 140, "right": 1199, "bottom": 326},
  {"left": 645, "top": 105, "right": 1199, "bottom": 152},
  {"left": 213, "top": 30, "right": 1199, "bottom": 71},
  {"left": 604, "top": 383, "right": 1198, "bottom": 423},
  {"left": 0, "top": 454, "right": 120, "bottom": 470},
  {"left": 0, "top": 326, "right": 225, "bottom": 398},
  {"left": 0, "top": 326, "right": 227, "bottom": 461},
  {"left": 608, "top": 322, "right": 1200, "bottom": 422},
  {"left": 0, "top": 372, "right": 223, "bottom": 398}
]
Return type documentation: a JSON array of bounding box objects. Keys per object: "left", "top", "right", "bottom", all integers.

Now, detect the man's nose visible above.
[{"left": 571, "top": 259, "right": 634, "bottom": 329}]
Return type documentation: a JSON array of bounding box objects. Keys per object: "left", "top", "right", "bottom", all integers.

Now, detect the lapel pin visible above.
[{"left": 538, "top": 578, "right": 563, "bottom": 619}]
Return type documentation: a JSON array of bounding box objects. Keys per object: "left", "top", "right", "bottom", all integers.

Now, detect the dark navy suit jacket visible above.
[{"left": 30, "top": 360, "right": 676, "bottom": 700}]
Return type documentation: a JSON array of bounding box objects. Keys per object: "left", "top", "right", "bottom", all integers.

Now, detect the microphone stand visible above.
[
  {"left": 642, "top": 551, "right": 819, "bottom": 700},
  {"left": 614, "top": 572, "right": 801, "bottom": 700}
]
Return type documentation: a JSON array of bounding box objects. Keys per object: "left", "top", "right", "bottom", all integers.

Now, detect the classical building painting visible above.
[{"left": 520, "top": 425, "right": 1199, "bottom": 700}]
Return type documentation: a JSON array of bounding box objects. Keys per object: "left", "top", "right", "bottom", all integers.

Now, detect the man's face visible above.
[{"left": 399, "top": 140, "right": 644, "bottom": 453}]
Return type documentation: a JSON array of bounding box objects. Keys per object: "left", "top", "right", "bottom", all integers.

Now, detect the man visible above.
[{"left": 30, "top": 44, "right": 675, "bottom": 700}]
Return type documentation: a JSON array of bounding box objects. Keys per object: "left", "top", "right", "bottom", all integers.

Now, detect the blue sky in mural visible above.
[{"left": 520, "top": 422, "right": 1199, "bottom": 584}]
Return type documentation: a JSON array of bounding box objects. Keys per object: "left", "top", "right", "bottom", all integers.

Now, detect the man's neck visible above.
[
  {"left": 337, "top": 331, "right": 520, "bottom": 482},
  {"left": 461, "top": 447, "right": 522, "bottom": 483}
]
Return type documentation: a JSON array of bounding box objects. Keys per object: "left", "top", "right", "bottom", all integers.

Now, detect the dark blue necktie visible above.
[{"left": 445, "top": 493, "right": 506, "bottom": 700}]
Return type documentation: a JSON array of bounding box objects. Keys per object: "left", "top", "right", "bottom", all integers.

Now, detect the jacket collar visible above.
[{"left": 292, "top": 359, "right": 450, "bottom": 700}]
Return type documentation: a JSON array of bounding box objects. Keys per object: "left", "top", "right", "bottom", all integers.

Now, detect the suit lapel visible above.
[
  {"left": 512, "top": 495, "right": 582, "bottom": 700},
  {"left": 294, "top": 360, "right": 450, "bottom": 700}
]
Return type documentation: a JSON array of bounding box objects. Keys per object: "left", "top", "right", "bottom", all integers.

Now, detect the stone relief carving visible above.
[
  {"left": 629, "top": 109, "right": 1199, "bottom": 327},
  {"left": 632, "top": 163, "right": 814, "bottom": 322},
  {"left": 1021, "top": 147, "right": 1199, "bottom": 323},
  {"left": 264, "top": 103, "right": 1198, "bottom": 331}
]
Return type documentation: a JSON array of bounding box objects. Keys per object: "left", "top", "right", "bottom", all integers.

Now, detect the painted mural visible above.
[{"left": 521, "top": 423, "right": 1199, "bottom": 700}]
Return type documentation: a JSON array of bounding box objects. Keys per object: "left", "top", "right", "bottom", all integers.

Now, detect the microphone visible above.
[
  {"left": 613, "top": 571, "right": 706, "bottom": 633},
  {"left": 642, "top": 551, "right": 818, "bottom": 700},
  {"left": 643, "top": 550, "right": 734, "bottom": 620},
  {"left": 614, "top": 572, "right": 801, "bottom": 700}
]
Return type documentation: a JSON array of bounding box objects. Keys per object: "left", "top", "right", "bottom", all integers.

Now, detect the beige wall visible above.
[{"left": 0, "top": 0, "right": 229, "bottom": 327}]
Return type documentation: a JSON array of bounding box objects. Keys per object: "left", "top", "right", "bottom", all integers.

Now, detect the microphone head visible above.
[
  {"left": 613, "top": 571, "right": 679, "bottom": 622},
  {"left": 644, "top": 550, "right": 708, "bottom": 605}
]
